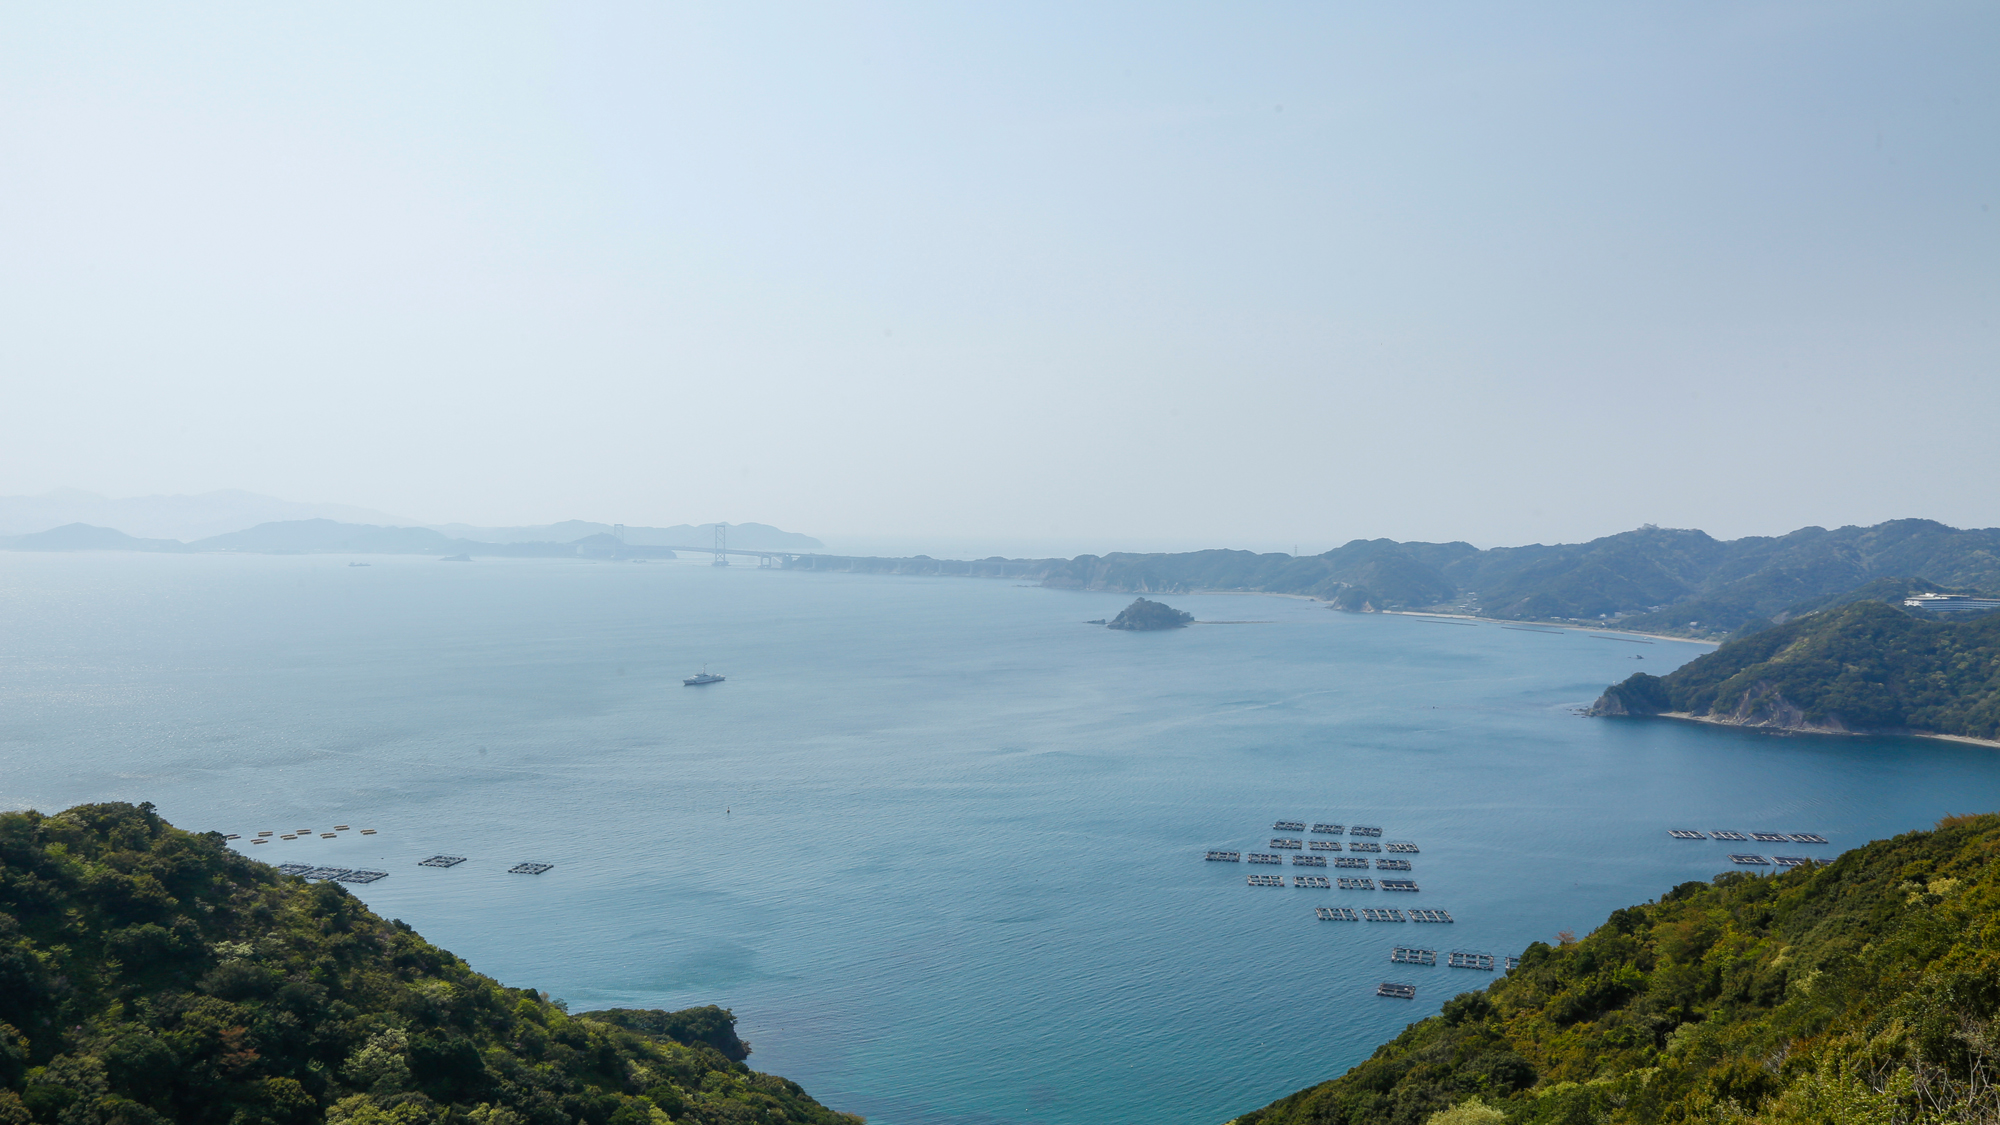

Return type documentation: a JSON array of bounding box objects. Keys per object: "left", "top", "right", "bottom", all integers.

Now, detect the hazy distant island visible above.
[
  {"left": 0, "top": 518, "right": 830, "bottom": 563},
  {"left": 1589, "top": 592, "right": 2000, "bottom": 743},
  {"left": 0, "top": 802, "right": 861, "bottom": 1125},
  {"left": 1106, "top": 597, "right": 1194, "bottom": 630}
]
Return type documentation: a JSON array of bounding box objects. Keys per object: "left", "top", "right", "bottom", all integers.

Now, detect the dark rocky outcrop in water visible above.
[{"left": 1107, "top": 597, "right": 1194, "bottom": 631}]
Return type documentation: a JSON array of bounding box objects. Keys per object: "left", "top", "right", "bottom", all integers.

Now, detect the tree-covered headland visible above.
[
  {"left": 0, "top": 802, "right": 860, "bottom": 1125},
  {"left": 1592, "top": 598, "right": 2000, "bottom": 742}
]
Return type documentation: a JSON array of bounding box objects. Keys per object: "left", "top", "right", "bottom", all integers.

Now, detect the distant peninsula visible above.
[
  {"left": 783, "top": 519, "right": 2000, "bottom": 640},
  {"left": 1589, "top": 596, "right": 2000, "bottom": 742},
  {"left": 1107, "top": 597, "right": 1193, "bottom": 631}
]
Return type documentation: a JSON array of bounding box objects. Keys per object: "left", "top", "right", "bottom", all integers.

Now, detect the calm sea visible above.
[{"left": 4, "top": 553, "right": 1997, "bottom": 1125}]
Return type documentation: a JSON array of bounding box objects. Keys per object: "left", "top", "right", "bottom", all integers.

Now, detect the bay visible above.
[{"left": 3, "top": 552, "right": 1997, "bottom": 1125}]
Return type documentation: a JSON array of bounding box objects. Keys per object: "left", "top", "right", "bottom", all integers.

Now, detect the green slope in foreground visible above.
[
  {"left": 1234, "top": 813, "right": 2000, "bottom": 1125},
  {"left": 0, "top": 802, "right": 859, "bottom": 1125}
]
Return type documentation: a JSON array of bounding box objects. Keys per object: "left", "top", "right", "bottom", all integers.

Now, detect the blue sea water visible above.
[{"left": 4, "top": 552, "right": 2000, "bottom": 1125}]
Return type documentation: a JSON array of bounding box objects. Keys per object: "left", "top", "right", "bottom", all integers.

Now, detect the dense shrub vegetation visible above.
[
  {"left": 0, "top": 802, "right": 860, "bottom": 1125},
  {"left": 1236, "top": 812, "right": 2000, "bottom": 1125},
  {"left": 1596, "top": 600, "right": 2000, "bottom": 740}
]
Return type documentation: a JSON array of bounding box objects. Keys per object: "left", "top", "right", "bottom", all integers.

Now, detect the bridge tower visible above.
[{"left": 712, "top": 523, "right": 728, "bottom": 566}]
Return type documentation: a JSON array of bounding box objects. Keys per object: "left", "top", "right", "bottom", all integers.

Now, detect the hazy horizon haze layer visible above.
[{"left": 2, "top": 2, "right": 1995, "bottom": 546}]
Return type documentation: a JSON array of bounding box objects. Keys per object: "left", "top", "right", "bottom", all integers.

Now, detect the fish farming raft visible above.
[
  {"left": 1294, "top": 876, "right": 1331, "bottom": 888},
  {"left": 1292, "top": 855, "right": 1327, "bottom": 867},
  {"left": 1247, "top": 874, "right": 1285, "bottom": 887},
  {"left": 1391, "top": 946, "right": 1437, "bottom": 965},
  {"left": 1377, "top": 982, "right": 1417, "bottom": 999},
  {"left": 418, "top": 855, "right": 468, "bottom": 868},
  {"left": 1361, "top": 907, "right": 1405, "bottom": 922},
  {"left": 1316, "top": 907, "right": 1359, "bottom": 921},
  {"left": 1337, "top": 877, "right": 1375, "bottom": 890},
  {"left": 1380, "top": 878, "right": 1419, "bottom": 892},
  {"left": 1311, "top": 823, "right": 1344, "bottom": 834},
  {"left": 1205, "top": 851, "right": 1242, "bottom": 862},
  {"left": 1448, "top": 951, "right": 1495, "bottom": 971},
  {"left": 508, "top": 863, "right": 554, "bottom": 874},
  {"left": 1728, "top": 854, "right": 1771, "bottom": 866},
  {"left": 1408, "top": 909, "right": 1454, "bottom": 923}
]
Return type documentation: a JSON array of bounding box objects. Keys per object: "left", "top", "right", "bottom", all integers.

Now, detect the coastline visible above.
[
  {"left": 1646, "top": 709, "right": 2000, "bottom": 751},
  {"left": 1047, "top": 592, "right": 1722, "bottom": 645},
  {"left": 1383, "top": 609, "right": 1718, "bottom": 647}
]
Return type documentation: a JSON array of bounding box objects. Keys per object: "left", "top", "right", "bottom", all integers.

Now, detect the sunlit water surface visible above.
[{"left": 4, "top": 553, "right": 1997, "bottom": 1125}]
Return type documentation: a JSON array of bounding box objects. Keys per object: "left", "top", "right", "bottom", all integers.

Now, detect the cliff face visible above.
[{"left": 1589, "top": 599, "right": 2000, "bottom": 741}]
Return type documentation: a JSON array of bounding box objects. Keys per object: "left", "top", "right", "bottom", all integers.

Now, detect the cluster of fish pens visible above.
[
  {"left": 1670, "top": 828, "right": 1829, "bottom": 869},
  {"left": 224, "top": 824, "right": 376, "bottom": 844},
  {"left": 225, "top": 824, "right": 553, "bottom": 880},
  {"left": 275, "top": 864, "right": 387, "bottom": 884},
  {"left": 1211, "top": 819, "right": 1503, "bottom": 1001},
  {"left": 247, "top": 845, "right": 556, "bottom": 884},
  {"left": 1206, "top": 822, "right": 1424, "bottom": 892},
  {"left": 417, "top": 855, "right": 557, "bottom": 875},
  {"left": 1376, "top": 946, "right": 1522, "bottom": 999}
]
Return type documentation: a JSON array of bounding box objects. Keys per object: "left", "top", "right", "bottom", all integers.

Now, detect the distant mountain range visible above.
[
  {"left": 0, "top": 489, "right": 823, "bottom": 552},
  {"left": 6, "top": 501, "right": 1994, "bottom": 640},
  {"left": 0, "top": 517, "right": 821, "bottom": 560},
  {"left": 0, "top": 488, "right": 415, "bottom": 541},
  {"left": 787, "top": 519, "right": 2000, "bottom": 639}
]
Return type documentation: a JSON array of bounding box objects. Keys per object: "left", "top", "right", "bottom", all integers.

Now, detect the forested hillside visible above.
[
  {"left": 0, "top": 802, "right": 859, "bottom": 1125},
  {"left": 1593, "top": 599, "right": 2000, "bottom": 741},
  {"left": 1235, "top": 812, "right": 2000, "bottom": 1125},
  {"left": 785, "top": 520, "right": 2000, "bottom": 638},
  {"left": 1038, "top": 520, "right": 2000, "bottom": 637}
]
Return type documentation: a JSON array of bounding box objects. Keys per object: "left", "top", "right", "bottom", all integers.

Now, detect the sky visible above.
[{"left": 1, "top": 2, "right": 1995, "bottom": 555}]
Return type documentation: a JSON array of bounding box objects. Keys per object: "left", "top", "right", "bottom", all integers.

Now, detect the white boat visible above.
[{"left": 683, "top": 669, "right": 725, "bottom": 686}]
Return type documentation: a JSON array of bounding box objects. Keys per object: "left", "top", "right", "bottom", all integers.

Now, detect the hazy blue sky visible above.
[{"left": 2, "top": 2, "right": 1994, "bottom": 553}]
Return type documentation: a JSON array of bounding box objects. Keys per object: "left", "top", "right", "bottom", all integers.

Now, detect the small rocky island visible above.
[{"left": 1106, "top": 597, "right": 1194, "bottom": 631}]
